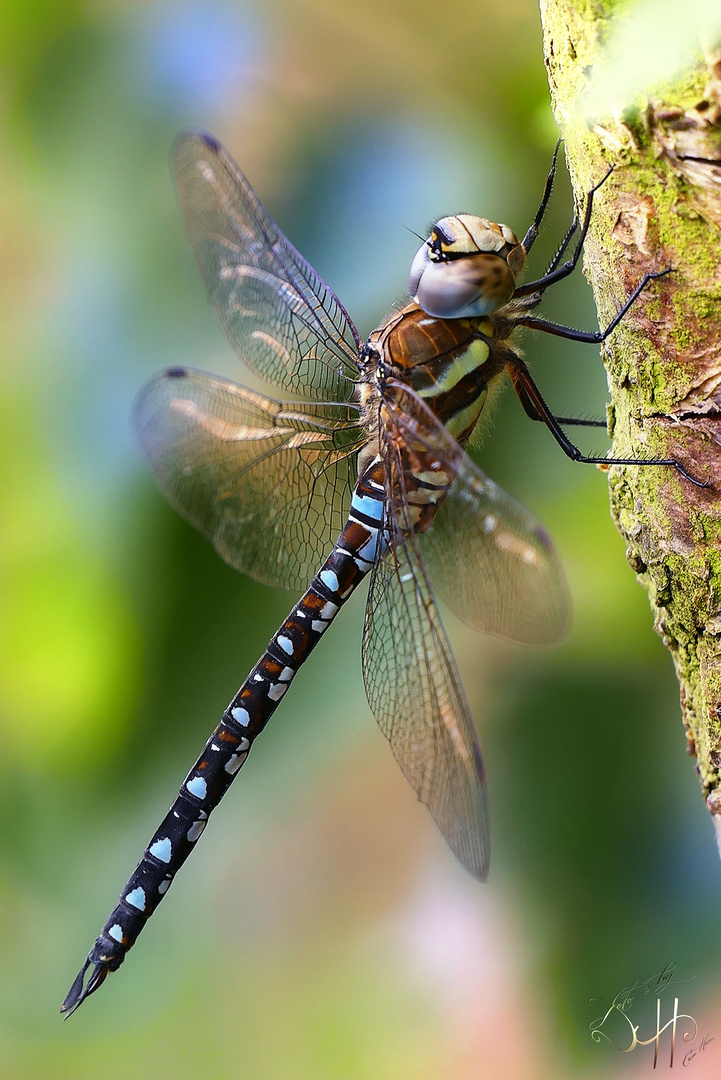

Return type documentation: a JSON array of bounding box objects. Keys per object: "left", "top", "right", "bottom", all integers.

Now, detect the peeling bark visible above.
[{"left": 539, "top": 1, "right": 721, "bottom": 852}]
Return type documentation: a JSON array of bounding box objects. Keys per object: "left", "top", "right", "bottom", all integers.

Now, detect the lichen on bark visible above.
[{"left": 539, "top": 0, "right": 721, "bottom": 851}]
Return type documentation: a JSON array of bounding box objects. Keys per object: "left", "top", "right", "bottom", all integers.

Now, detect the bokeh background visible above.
[{"left": 1, "top": 1, "right": 720, "bottom": 1077}]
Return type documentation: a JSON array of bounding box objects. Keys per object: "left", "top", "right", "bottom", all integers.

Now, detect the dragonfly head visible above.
[{"left": 408, "top": 214, "right": 526, "bottom": 319}]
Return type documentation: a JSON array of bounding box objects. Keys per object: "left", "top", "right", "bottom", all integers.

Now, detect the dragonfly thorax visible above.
[{"left": 409, "top": 214, "right": 526, "bottom": 320}]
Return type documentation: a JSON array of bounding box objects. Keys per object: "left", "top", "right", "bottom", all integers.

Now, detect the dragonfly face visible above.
[
  {"left": 408, "top": 213, "right": 526, "bottom": 318},
  {"left": 66, "top": 131, "right": 684, "bottom": 1015}
]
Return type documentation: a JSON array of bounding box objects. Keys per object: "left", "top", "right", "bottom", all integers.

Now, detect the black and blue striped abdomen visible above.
[{"left": 61, "top": 459, "right": 387, "bottom": 1014}]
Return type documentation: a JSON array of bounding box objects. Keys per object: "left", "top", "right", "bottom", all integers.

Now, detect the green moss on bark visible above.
[{"left": 540, "top": 0, "right": 721, "bottom": 849}]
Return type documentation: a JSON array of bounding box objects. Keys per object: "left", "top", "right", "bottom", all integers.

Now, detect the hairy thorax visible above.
[
  {"left": 358, "top": 300, "right": 520, "bottom": 450},
  {"left": 356, "top": 300, "right": 522, "bottom": 516}
]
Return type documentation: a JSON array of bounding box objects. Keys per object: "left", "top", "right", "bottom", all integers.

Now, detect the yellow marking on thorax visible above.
[
  {"left": 418, "top": 337, "right": 490, "bottom": 399},
  {"left": 465, "top": 367, "right": 507, "bottom": 450},
  {"left": 444, "top": 389, "right": 488, "bottom": 442}
]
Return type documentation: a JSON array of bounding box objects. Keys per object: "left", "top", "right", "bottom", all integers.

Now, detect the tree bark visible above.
[{"left": 539, "top": 1, "right": 721, "bottom": 850}]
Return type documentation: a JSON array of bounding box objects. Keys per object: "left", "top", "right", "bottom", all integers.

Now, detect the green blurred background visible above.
[{"left": 1, "top": 1, "right": 719, "bottom": 1077}]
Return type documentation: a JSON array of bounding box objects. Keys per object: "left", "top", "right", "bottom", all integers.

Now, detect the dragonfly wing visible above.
[
  {"left": 362, "top": 531, "right": 487, "bottom": 876},
  {"left": 173, "top": 131, "right": 361, "bottom": 401},
  {"left": 134, "top": 367, "right": 365, "bottom": 590},
  {"left": 382, "top": 380, "right": 570, "bottom": 645},
  {"left": 417, "top": 466, "right": 570, "bottom": 644},
  {"left": 362, "top": 526, "right": 490, "bottom": 880}
]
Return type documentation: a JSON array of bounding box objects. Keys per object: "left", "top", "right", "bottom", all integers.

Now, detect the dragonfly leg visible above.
[
  {"left": 513, "top": 165, "right": 614, "bottom": 299},
  {"left": 521, "top": 139, "right": 562, "bottom": 254},
  {"left": 514, "top": 268, "right": 672, "bottom": 343},
  {"left": 544, "top": 216, "right": 579, "bottom": 277},
  {"left": 509, "top": 366, "right": 606, "bottom": 427},
  {"left": 518, "top": 216, "right": 580, "bottom": 314},
  {"left": 507, "top": 355, "right": 708, "bottom": 487},
  {"left": 522, "top": 143, "right": 586, "bottom": 278}
]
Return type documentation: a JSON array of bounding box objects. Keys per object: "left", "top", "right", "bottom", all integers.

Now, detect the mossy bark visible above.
[{"left": 539, "top": 1, "right": 721, "bottom": 849}]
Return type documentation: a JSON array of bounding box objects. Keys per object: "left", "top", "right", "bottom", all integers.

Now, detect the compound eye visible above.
[
  {"left": 412, "top": 253, "right": 516, "bottom": 318},
  {"left": 408, "top": 241, "right": 432, "bottom": 299}
]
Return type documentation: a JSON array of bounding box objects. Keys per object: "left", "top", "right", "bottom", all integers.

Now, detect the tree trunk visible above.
[{"left": 539, "top": 1, "right": 721, "bottom": 850}]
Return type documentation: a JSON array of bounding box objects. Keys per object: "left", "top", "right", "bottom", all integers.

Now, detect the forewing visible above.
[
  {"left": 383, "top": 380, "right": 570, "bottom": 645},
  {"left": 173, "top": 132, "right": 361, "bottom": 401},
  {"left": 134, "top": 368, "right": 365, "bottom": 590},
  {"left": 362, "top": 529, "right": 490, "bottom": 880}
]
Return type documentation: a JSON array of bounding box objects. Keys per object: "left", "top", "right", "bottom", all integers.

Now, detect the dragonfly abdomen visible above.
[{"left": 61, "top": 459, "right": 386, "bottom": 1016}]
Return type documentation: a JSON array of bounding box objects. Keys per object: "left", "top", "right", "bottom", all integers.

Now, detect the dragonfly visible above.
[{"left": 62, "top": 132, "right": 697, "bottom": 1016}]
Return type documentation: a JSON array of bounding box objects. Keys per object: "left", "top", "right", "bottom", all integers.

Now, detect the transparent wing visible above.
[
  {"left": 173, "top": 131, "right": 361, "bottom": 401},
  {"left": 134, "top": 367, "right": 366, "bottom": 590},
  {"left": 362, "top": 518, "right": 490, "bottom": 880},
  {"left": 359, "top": 380, "right": 571, "bottom": 878},
  {"left": 417, "top": 475, "right": 569, "bottom": 644},
  {"left": 382, "top": 380, "right": 570, "bottom": 645}
]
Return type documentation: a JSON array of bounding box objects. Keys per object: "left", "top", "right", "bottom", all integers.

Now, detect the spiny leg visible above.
[
  {"left": 509, "top": 367, "right": 606, "bottom": 428},
  {"left": 513, "top": 165, "right": 614, "bottom": 299},
  {"left": 519, "top": 215, "right": 581, "bottom": 314},
  {"left": 507, "top": 354, "right": 707, "bottom": 487},
  {"left": 520, "top": 216, "right": 581, "bottom": 314},
  {"left": 521, "top": 140, "right": 586, "bottom": 275},
  {"left": 544, "top": 216, "right": 578, "bottom": 277},
  {"left": 514, "top": 268, "right": 672, "bottom": 343},
  {"left": 521, "top": 139, "right": 562, "bottom": 255},
  {"left": 521, "top": 141, "right": 578, "bottom": 303}
]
